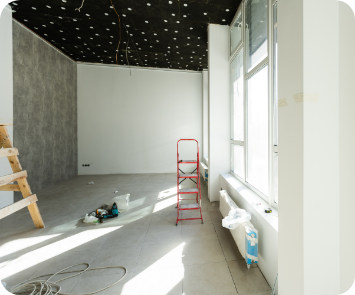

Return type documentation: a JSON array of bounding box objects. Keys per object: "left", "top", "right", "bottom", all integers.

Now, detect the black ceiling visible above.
[{"left": 9, "top": 0, "right": 241, "bottom": 72}]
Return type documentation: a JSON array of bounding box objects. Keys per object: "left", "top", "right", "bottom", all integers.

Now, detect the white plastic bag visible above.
[
  {"left": 83, "top": 214, "right": 99, "bottom": 224},
  {"left": 105, "top": 194, "right": 130, "bottom": 212},
  {"left": 222, "top": 208, "right": 251, "bottom": 230}
]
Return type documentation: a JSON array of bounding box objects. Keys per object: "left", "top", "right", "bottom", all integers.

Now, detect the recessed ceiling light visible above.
[
  {"left": 76, "top": 28, "right": 79, "bottom": 30},
  {"left": 144, "top": 39, "right": 147, "bottom": 41},
  {"left": 169, "top": 1, "right": 172, "bottom": 3},
  {"left": 136, "top": 43, "right": 138, "bottom": 45},
  {"left": 112, "top": 22, "right": 116, "bottom": 24},
  {"left": 123, "top": 14, "right": 126, "bottom": 17},
  {"left": 226, "top": 9, "right": 229, "bottom": 11},
  {"left": 46, "top": 5, "right": 51, "bottom": 8},
  {"left": 176, "top": 46, "right": 178, "bottom": 48},
  {"left": 190, "top": 27, "right": 193, "bottom": 30},
  {"left": 147, "top": 3, "right": 151, "bottom": 6},
  {"left": 184, "top": 3, "right": 187, "bottom": 6},
  {"left": 24, "top": 19, "right": 28, "bottom": 21},
  {"left": 62, "top": 38, "right": 65, "bottom": 40},
  {"left": 105, "top": 13, "right": 109, "bottom": 15},
  {"left": 145, "top": 21, "right": 149, "bottom": 23},
  {"left": 78, "top": 37, "right": 81, "bottom": 39},
  {"left": 61, "top": 7, "right": 65, "bottom": 9},
  {"left": 73, "top": 19, "right": 77, "bottom": 21},
  {"left": 32, "top": 7, "right": 36, "bottom": 10},
  {"left": 197, "top": 45, "right": 200, "bottom": 46},
  {"left": 222, "top": 19, "right": 226, "bottom": 22},
  {"left": 58, "top": 16, "right": 63, "bottom": 19},
  {"left": 204, "top": 12, "right": 207, "bottom": 15},
  {"left": 172, "top": 13, "right": 175, "bottom": 16},
  {"left": 187, "top": 37, "right": 190, "bottom": 39},
  {"left": 164, "top": 20, "right": 168, "bottom": 22},
  {"left": 106, "top": 28, "right": 110, "bottom": 30},
  {"left": 128, "top": 8, "right": 132, "bottom": 10},
  {"left": 187, "top": 43, "right": 189, "bottom": 45},
  {"left": 165, "top": 29, "right": 168, "bottom": 31},
  {"left": 43, "top": 25, "right": 46, "bottom": 27},
  {"left": 176, "top": 21, "right": 180, "bottom": 23},
  {"left": 95, "top": 33, "right": 99, "bottom": 35},
  {"left": 86, "top": 14, "right": 90, "bottom": 16},
  {"left": 59, "top": 30, "right": 63, "bottom": 32},
  {"left": 175, "top": 31, "right": 178, "bottom": 33},
  {"left": 150, "top": 46, "right": 153, "bottom": 48},
  {"left": 154, "top": 33, "right": 157, "bottom": 35},
  {"left": 173, "top": 38, "right": 176, "bottom": 40},
  {"left": 130, "top": 34, "right": 133, "bottom": 36},
  {"left": 156, "top": 40, "right": 159, "bottom": 42},
  {"left": 183, "top": 15, "right": 187, "bottom": 17},
  {"left": 44, "top": 34, "right": 48, "bottom": 36}
]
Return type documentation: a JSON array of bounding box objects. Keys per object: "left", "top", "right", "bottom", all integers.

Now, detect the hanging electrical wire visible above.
[
  {"left": 108, "top": 0, "right": 121, "bottom": 66},
  {"left": 75, "top": 0, "right": 86, "bottom": 12},
  {"left": 75, "top": 0, "right": 144, "bottom": 71}
]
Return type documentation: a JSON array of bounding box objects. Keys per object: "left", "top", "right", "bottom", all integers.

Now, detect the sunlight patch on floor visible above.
[
  {"left": 0, "top": 226, "right": 121, "bottom": 280},
  {"left": 0, "top": 234, "right": 61, "bottom": 258}
]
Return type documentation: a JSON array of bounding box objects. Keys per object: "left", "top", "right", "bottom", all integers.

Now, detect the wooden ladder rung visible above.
[
  {"left": 0, "top": 194, "right": 38, "bottom": 219},
  {"left": 0, "top": 171, "right": 27, "bottom": 186},
  {"left": 0, "top": 148, "right": 19, "bottom": 158},
  {"left": 0, "top": 184, "right": 21, "bottom": 191}
]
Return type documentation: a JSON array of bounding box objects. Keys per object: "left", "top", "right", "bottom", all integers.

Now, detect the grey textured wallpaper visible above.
[{"left": 13, "top": 21, "right": 77, "bottom": 200}]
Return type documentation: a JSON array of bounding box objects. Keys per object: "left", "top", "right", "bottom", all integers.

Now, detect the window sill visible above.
[{"left": 220, "top": 173, "right": 278, "bottom": 232}]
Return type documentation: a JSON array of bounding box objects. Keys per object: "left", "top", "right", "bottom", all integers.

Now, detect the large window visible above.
[{"left": 230, "top": 0, "right": 278, "bottom": 206}]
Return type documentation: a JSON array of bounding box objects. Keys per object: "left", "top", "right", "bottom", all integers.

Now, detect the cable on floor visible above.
[{"left": 9, "top": 263, "right": 127, "bottom": 295}]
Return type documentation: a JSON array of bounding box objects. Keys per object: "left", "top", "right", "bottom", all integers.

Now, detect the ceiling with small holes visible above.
[{"left": 9, "top": 0, "right": 241, "bottom": 72}]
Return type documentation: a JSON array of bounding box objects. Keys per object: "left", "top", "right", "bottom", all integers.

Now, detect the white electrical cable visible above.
[{"left": 9, "top": 263, "right": 127, "bottom": 295}]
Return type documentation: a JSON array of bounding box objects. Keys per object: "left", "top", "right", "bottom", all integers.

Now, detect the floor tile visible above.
[
  {"left": 228, "top": 260, "right": 271, "bottom": 295},
  {"left": 182, "top": 223, "right": 218, "bottom": 242},
  {"left": 183, "top": 262, "right": 238, "bottom": 295},
  {"left": 219, "top": 237, "right": 245, "bottom": 261}
]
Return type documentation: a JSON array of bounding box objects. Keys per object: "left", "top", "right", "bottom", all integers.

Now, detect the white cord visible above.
[{"left": 9, "top": 263, "right": 127, "bottom": 295}]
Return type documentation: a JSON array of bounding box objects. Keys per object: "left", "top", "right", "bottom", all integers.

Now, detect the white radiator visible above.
[
  {"left": 200, "top": 162, "right": 208, "bottom": 182},
  {"left": 219, "top": 190, "right": 259, "bottom": 268}
]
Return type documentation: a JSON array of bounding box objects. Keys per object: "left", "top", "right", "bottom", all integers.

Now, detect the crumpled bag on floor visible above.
[
  {"left": 83, "top": 215, "right": 99, "bottom": 224},
  {"left": 102, "top": 194, "right": 130, "bottom": 213}
]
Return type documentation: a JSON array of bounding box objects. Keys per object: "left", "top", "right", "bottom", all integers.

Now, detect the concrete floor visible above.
[{"left": 0, "top": 174, "right": 271, "bottom": 295}]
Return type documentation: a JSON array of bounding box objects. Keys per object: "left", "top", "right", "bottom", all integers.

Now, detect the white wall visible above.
[
  {"left": 78, "top": 65, "right": 202, "bottom": 174},
  {"left": 339, "top": 1, "right": 355, "bottom": 292},
  {"left": 0, "top": 5, "right": 13, "bottom": 209},
  {"left": 208, "top": 24, "right": 230, "bottom": 201}
]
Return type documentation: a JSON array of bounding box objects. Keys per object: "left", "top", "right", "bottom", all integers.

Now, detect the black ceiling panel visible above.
[{"left": 10, "top": 0, "right": 241, "bottom": 71}]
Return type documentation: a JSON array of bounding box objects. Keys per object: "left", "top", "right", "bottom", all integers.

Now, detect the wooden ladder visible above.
[{"left": 0, "top": 123, "right": 44, "bottom": 228}]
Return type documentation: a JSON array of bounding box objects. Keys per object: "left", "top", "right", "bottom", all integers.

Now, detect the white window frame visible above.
[{"left": 229, "top": 0, "right": 278, "bottom": 208}]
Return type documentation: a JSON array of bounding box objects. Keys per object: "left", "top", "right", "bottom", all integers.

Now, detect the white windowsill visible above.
[{"left": 221, "top": 173, "right": 278, "bottom": 232}]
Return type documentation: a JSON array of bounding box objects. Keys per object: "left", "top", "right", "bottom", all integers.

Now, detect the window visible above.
[{"left": 230, "top": 0, "right": 278, "bottom": 206}]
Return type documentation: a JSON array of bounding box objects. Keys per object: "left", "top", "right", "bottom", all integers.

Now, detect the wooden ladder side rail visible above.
[
  {"left": 0, "top": 194, "right": 38, "bottom": 219},
  {"left": 0, "top": 125, "right": 45, "bottom": 228},
  {"left": 0, "top": 184, "right": 21, "bottom": 191}
]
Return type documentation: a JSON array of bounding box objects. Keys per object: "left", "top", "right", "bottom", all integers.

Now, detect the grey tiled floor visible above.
[{"left": 0, "top": 173, "right": 271, "bottom": 295}]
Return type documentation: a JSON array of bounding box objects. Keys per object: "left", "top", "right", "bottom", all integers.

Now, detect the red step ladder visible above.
[{"left": 176, "top": 139, "right": 203, "bottom": 225}]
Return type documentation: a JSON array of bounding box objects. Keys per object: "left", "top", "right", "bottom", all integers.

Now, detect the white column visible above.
[
  {"left": 207, "top": 24, "right": 230, "bottom": 201},
  {"left": 339, "top": 1, "right": 355, "bottom": 292},
  {"left": 278, "top": 0, "right": 351, "bottom": 294},
  {"left": 202, "top": 70, "right": 208, "bottom": 162},
  {"left": 0, "top": 5, "right": 13, "bottom": 209}
]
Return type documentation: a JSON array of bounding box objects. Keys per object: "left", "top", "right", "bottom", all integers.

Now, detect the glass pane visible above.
[
  {"left": 274, "top": 152, "right": 278, "bottom": 203},
  {"left": 273, "top": 2, "right": 278, "bottom": 146},
  {"left": 231, "top": 144, "right": 245, "bottom": 180},
  {"left": 231, "top": 50, "right": 244, "bottom": 141},
  {"left": 245, "top": 0, "right": 268, "bottom": 72},
  {"left": 230, "top": 14, "right": 242, "bottom": 54},
  {"left": 247, "top": 66, "right": 269, "bottom": 196}
]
